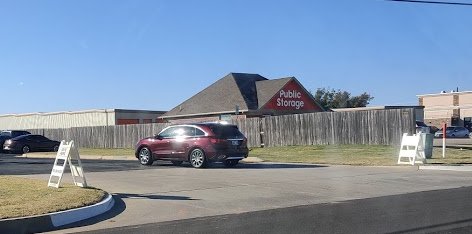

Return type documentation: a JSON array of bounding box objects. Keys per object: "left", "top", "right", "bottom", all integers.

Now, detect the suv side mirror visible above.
[{"left": 154, "top": 134, "right": 163, "bottom": 140}]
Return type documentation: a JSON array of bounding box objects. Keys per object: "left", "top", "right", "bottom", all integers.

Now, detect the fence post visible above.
[{"left": 259, "top": 117, "right": 265, "bottom": 148}]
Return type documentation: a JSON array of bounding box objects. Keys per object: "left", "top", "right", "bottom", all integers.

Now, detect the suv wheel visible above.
[
  {"left": 223, "top": 159, "right": 239, "bottom": 168},
  {"left": 139, "top": 147, "right": 154, "bottom": 166},
  {"left": 189, "top": 148, "right": 207, "bottom": 168},
  {"left": 22, "top": 145, "right": 30, "bottom": 154}
]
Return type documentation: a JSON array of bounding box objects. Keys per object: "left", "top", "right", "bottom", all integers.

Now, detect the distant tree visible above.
[{"left": 313, "top": 88, "right": 374, "bottom": 110}]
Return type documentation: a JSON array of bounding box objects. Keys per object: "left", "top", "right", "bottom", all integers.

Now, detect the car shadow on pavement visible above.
[
  {"left": 116, "top": 193, "right": 200, "bottom": 201},
  {"left": 235, "top": 163, "right": 327, "bottom": 169},
  {"left": 159, "top": 162, "right": 327, "bottom": 169},
  {"left": 54, "top": 195, "right": 127, "bottom": 231}
]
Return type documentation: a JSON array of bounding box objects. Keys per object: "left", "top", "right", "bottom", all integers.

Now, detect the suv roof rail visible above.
[{"left": 199, "top": 121, "right": 232, "bottom": 125}]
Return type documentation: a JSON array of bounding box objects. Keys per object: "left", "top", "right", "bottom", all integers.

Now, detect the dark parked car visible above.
[
  {"left": 434, "top": 126, "right": 470, "bottom": 138},
  {"left": 415, "top": 121, "right": 430, "bottom": 134},
  {"left": 135, "top": 123, "right": 249, "bottom": 168},
  {"left": 0, "top": 130, "right": 31, "bottom": 153},
  {"left": 3, "top": 134, "right": 60, "bottom": 154}
]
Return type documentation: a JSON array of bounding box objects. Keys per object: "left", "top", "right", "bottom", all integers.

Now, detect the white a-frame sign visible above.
[
  {"left": 397, "top": 133, "right": 426, "bottom": 165},
  {"left": 48, "top": 140, "right": 87, "bottom": 188}
]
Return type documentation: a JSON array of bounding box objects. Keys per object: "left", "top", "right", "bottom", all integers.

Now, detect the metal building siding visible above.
[
  {"left": 114, "top": 111, "right": 165, "bottom": 124},
  {"left": 0, "top": 111, "right": 116, "bottom": 130}
]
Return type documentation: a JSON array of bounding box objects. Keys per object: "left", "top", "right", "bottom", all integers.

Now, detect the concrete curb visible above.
[
  {"left": 0, "top": 193, "right": 114, "bottom": 234},
  {"left": 419, "top": 165, "right": 472, "bottom": 172}
]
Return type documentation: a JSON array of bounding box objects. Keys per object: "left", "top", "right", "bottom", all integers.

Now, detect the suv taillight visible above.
[{"left": 210, "top": 137, "right": 226, "bottom": 144}]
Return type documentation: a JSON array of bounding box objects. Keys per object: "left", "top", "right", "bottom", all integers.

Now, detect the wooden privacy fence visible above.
[
  {"left": 260, "top": 109, "right": 415, "bottom": 147},
  {"left": 28, "top": 123, "right": 171, "bottom": 149},
  {"left": 27, "top": 109, "right": 415, "bottom": 148}
]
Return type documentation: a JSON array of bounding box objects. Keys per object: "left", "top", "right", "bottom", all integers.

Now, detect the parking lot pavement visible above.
[
  {"left": 73, "top": 186, "right": 472, "bottom": 234},
  {"left": 0, "top": 155, "right": 146, "bottom": 175},
  {"left": 1, "top": 157, "right": 464, "bottom": 234},
  {"left": 433, "top": 138, "right": 472, "bottom": 148}
]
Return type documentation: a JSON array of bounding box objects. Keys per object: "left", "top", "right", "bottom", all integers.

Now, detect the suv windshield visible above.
[{"left": 210, "top": 125, "right": 244, "bottom": 139}]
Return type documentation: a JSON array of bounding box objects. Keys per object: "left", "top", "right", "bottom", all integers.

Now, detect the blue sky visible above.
[{"left": 1, "top": 0, "right": 471, "bottom": 114}]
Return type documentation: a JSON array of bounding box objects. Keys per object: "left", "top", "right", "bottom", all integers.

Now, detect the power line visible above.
[{"left": 386, "top": 0, "right": 472, "bottom": 6}]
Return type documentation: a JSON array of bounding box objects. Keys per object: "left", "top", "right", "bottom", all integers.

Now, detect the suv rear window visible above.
[
  {"left": 0, "top": 131, "right": 31, "bottom": 138},
  {"left": 415, "top": 121, "right": 428, "bottom": 127},
  {"left": 0, "top": 131, "right": 12, "bottom": 137},
  {"left": 210, "top": 125, "right": 244, "bottom": 139},
  {"left": 12, "top": 131, "right": 30, "bottom": 138}
]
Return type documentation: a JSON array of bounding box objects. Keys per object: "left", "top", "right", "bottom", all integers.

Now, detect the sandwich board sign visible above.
[
  {"left": 397, "top": 133, "right": 426, "bottom": 165},
  {"left": 48, "top": 140, "right": 87, "bottom": 188}
]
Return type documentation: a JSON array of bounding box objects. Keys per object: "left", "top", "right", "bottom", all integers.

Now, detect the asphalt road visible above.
[
  {"left": 0, "top": 155, "right": 321, "bottom": 175},
  {"left": 3, "top": 155, "right": 472, "bottom": 234},
  {"left": 0, "top": 155, "right": 146, "bottom": 175},
  {"left": 78, "top": 186, "right": 472, "bottom": 234},
  {"left": 433, "top": 138, "right": 472, "bottom": 148}
]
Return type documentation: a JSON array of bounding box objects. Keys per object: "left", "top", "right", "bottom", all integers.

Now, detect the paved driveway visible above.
[
  {"left": 433, "top": 137, "right": 472, "bottom": 148},
  {"left": 2, "top": 156, "right": 472, "bottom": 233}
]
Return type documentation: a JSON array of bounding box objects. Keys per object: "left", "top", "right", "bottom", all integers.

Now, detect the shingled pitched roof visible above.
[
  {"left": 161, "top": 73, "right": 321, "bottom": 119},
  {"left": 162, "top": 73, "right": 268, "bottom": 118},
  {"left": 255, "top": 77, "right": 292, "bottom": 109}
]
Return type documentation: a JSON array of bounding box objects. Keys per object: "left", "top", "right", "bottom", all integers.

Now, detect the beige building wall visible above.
[
  {"left": 418, "top": 91, "right": 472, "bottom": 128},
  {"left": 422, "top": 95, "right": 453, "bottom": 107},
  {"left": 460, "top": 93, "right": 472, "bottom": 105},
  {"left": 424, "top": 109, "right": 454, "bottom": 119},
  {"left": 461, "top": 108, "right": 472, "bottom": 118},
  {"left": 459, "top": 93, "right": 472, "bottom": 120}
]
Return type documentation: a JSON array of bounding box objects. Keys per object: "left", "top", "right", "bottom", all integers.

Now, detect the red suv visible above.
[{"left": 135, "top": 123, "right": 249, "bottom": 168}]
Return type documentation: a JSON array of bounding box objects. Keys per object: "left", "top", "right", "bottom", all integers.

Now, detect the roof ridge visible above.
[{"left": 161, "top": 73, "right": 267, "bottom": 118}]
